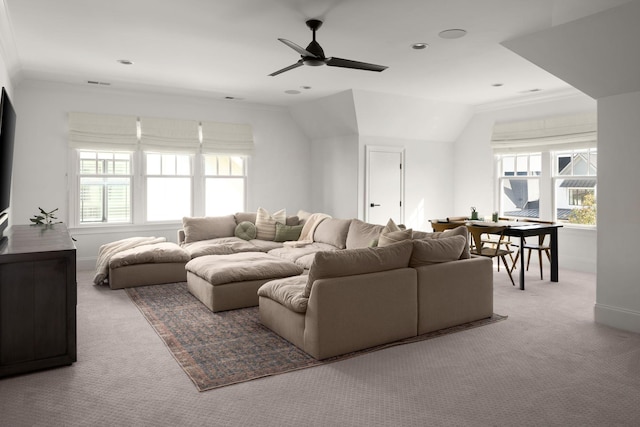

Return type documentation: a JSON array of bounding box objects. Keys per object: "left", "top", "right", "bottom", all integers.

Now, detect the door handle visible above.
[{"left": 370, "top": 203, "right": 380, "bottom": 207}]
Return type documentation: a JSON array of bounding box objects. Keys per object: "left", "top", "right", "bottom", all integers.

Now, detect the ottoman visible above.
[
  {"left": 108, "top": 241, "right": 190, "bottom": 289},
  {"left": 185, "top": 252, "right": 304, "bottom": 312}
]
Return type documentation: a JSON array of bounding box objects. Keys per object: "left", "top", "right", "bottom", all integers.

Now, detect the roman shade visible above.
[
  {"left": 201, "top": 121, "right": 254, "bottom": 155},
  {"left": 490, "top": 112, "right": 597, "bottom": 154},
  {"left": 139, "top": 117, "right": 200, "bottom": 153},
  {"left": 68, "top": 112, "right": 138, "bottom": 150}
]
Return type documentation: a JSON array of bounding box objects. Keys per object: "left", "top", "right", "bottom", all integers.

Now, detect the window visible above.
[
  {"left": 553, "top": 148, "right": 597, "bottom": 225},
  {"left": 203, "top": 155, "right": 246, "bottom": 216},
  {"left": 498, "top": 153, "right": 541, "bottom": 219},
  {"left": 69, "top": 113, "right": 254, "bottom": 227},
  {"left": 145, "top": 153, "right": 192, "bottom": 222},
  {"left": 78, "top": 151, "right": 132, "bottom": 224}
]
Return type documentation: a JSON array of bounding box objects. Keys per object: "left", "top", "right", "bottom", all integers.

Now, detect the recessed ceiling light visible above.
[
  {"left": 492, "top": 83, "right": 504, "bottom": 87},
  {"left": 519, "top": 88, "right": 542, "bottom": 93},
  {"left": 438, "top": 29, "right": 467, "bottom": 39},
  {"left": 411, "top": 43, "right": 429, "bottom": 50},
  {"left": 285, "top": 90, "right": 301, "bottom": 95},
  {"left": 87, "top": 80, "right": 111, "bottom": 86},
  {"left": 117, "top": 59, "right": 134, "bottom": 65},
  {"left": 300, "top": 86, "right": 312, "bottom": 90}
]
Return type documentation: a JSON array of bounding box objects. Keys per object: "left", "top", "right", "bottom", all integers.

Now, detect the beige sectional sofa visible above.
[{"left": 99, "top": 208, "right": 493, "bottom": 360}]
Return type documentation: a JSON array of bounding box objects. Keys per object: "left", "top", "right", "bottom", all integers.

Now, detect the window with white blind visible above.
[
  {"left": 498, "top": 153, "right": 541, "bottom": 219},
  {"left": 78, "top": 151, "right": 132, "bottom": 224},
  {"left": 68, "top": 113, "right": 254, "bottom": 227},
  {"left": 553, "top": 148, "right": 597, "bottom": 225}
]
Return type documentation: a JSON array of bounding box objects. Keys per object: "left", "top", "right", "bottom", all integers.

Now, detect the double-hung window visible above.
[
  {"left": 553, "top": 148, "right": 597, "bottom": 225},
  {"left": 204, "top": 155, "right": 246, "bottom": 216},
  {"left": 145, "top": 153, "right": 193, "bottom": 222},
  {"left": 498, "top": 153, "right": 541, "bottom": 218}
]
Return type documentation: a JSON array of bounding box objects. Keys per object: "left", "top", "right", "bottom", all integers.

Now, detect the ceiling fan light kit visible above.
[{"left": 269, "top": 19, "right": 388, "bottom": 76}]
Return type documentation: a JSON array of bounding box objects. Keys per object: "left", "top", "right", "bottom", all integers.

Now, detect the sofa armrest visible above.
[
  {"left": 415, "top": 256, "right": 493, "bottom": 334},
  {"left": 304, "top": 268, "right": 417, "bottom": 360}
]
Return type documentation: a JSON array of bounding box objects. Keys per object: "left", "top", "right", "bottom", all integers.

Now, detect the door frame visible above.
[{"left": 364, "top": 145, "right": 405, "bottom": 224}]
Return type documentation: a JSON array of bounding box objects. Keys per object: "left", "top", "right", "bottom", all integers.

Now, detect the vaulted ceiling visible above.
[{"left": 1, "top": 0, "right": 632, "bottom": 107}]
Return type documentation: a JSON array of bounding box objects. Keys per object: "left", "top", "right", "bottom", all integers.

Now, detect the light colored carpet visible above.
[{"left": 1, "top": 263, "right": 639, "bottom": 426}]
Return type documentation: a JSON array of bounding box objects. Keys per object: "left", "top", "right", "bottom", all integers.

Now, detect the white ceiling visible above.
[{"left": 1, "top": 0, "right": 632, "bottom": 107}]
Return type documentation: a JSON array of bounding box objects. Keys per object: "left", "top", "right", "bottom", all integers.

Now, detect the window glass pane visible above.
[
  {"left": 572, "top": 153, "right": 589, "bottom": 175},
  {"left": 555, "top": 179, "right": 596, "bottom": 225},
  {"left": 176, "top": 155, "right": 191, "bottom": 175},
  {"left": 557, "top": 154, "right": 572, "bottom": 175},
  {"left": 530, "top": 154, "right": 541, "bottom": 176},
  {"left": 230, "top": 157, "right": 244, "bottom": 176},
  {"left": 204, "top": 155, "right": 217, "bottom": 175},
  {"left": 80, "top": 159, "right": 97, "bottom": 174},
  {"left": 147, "top": 154, "right": 161, "bottom": 175},
  {"left": 589, "top": 151, "right": 597, "bottom": 175},
  {"left": 113, "top": 159, "right": 130, "bottom": 175},
  {"left": 205, "top": 178, "right": 244, "bottom": 216},
  {"left": 501, "top": 179, "right": 540, "bottom": 218},
  {"left": 516, "top": 156, "right": 528, "bottom": 176},
  {"left": 502, "top": 156, "right": 514, "bottom": 176},
  {"left": 79, "top": 179, "right": 103, "bottom": 223},
  {"left": 218, "top": 156, "right": 231, "bottom": 175},
  {"left": 162, "top": 154, "right": 176, "bottom": 175},
  {"left": 147, "top": 177, "right": 191, "bottom": 221}
]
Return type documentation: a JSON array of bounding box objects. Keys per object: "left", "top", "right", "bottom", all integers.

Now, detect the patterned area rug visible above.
[{"left": 126, "top": 282, "right": 506, "bottom": 392}]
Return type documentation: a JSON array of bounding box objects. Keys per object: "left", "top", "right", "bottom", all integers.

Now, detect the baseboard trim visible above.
[{"left": 594, "top": 303, "right": 640, "bottom": 334}]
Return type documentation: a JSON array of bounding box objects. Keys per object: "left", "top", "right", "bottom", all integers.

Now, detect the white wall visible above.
[
  {"left": 12, "top": 79, "right": 312, "bottom": 267},
  {"left": 595, "top": 90, "right": 640, "bottom": 333},
  {"left": 453, "top": 91, "right": 598, "bottom": 273}
]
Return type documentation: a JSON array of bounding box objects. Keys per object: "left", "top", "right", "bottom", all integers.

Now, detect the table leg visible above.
[
  {"left": 519, "top": 236, "right": 525, "bottom": 290},
  {"left": 550, "top": 228, "right": 559, "bottom": 282}
]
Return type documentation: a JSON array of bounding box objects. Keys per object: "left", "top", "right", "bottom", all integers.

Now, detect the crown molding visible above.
[{"left": 474, "top": 87, "right": 591, "bottom": 113}]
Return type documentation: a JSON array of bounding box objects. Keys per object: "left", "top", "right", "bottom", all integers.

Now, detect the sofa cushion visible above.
[
  {"left": 413, "top": 225, "right": 471, "bottom": 259},
  {"left": 257, "top": 275, "right": 309, "bottom": 313},
  {"left": 285, "top": 216, "right": 300, "bottom": 226},
  {"left": 182, "top": 237, "right": 257, "bottom": 258},
  {"left": 410, "top": 235, "right": 468, "bottom": 267},
  {"left": 255, "top": 207, "right": 286, "bottom": 241},
  {"left": 378, "top": 228, "right": 413, "bottom": 247},
  {"left": 274, "top": 223, "right": 303, "bottom": 242},
  {"left": 182, "top": 215, "right": 237, "bottom": 244},
  {"left": 235, "top": 211, "right": 257, "bottom": 224},
  {"left": 304, "top": 239, "right": 413, "bottom": 298},
  {"left": 313, "top": 218, "right": 352, "bottom": 249},
  {"left": 296, "top": 210, "right": 313, "bottom": 225},
  {"left": 382, "top": 218, "right": 401, "bottom": 234},
  {"left": 234, "top": 221, "right": 257, "bottom": 241},
  {"left": 345, "top": 219, "right": 385, "bottom": 249}
]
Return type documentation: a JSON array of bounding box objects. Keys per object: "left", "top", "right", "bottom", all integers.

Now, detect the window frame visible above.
[
  {"left": 497, "top": 152, "right": 542, "bottom": 220},
  {"left": 552, "top": 148, "right": 597, "bottom": 227},
  {"left": 69, "top": 149, "right": 248, "bottom": 228}
]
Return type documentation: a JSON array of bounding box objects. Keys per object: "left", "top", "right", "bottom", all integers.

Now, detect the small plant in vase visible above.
[
  {"left": 470, "top": 206, "right": 479, "bottom": 220},
  {"left": 30, "top": 207, "right": 62, "bottom": 226}
]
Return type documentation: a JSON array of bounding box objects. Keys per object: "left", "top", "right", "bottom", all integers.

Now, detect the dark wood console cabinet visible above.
[{"left": 0, "top": 224, "right": 76, "bottom": 377}]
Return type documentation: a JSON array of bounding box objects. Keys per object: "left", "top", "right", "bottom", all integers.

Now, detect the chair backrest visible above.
[
  {"left": 429, "top": 220, "right": 465, "bottom": 233},
  {"left": 467, "top": 224, "right": 507, "bottom": 256}
]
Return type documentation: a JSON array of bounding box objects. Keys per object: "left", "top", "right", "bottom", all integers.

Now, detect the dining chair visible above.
[
  {"left": 429, "top": 219, "right": 466, "bottom": 233},
  {"left": 480, "top": 217, "right": 517, "bottom": 264},
  {"left": 511, "top": 219, "right": 554, "bottom": 280},
  {"left": 467, "top": 224, "right": 516, "bottom": 286}
]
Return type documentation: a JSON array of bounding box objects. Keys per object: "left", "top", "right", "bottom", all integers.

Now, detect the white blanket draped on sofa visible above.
[
  {"left": 283, "top": 213, "right": 331, "bottom": 248},
  {"left": 93, "top": 236, "right": 167, "bottom": 285}
]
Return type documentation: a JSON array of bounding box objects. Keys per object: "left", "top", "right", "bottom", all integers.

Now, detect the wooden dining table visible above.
[{"left": 434, "top": 220, "right": 562, "bottom": 290}]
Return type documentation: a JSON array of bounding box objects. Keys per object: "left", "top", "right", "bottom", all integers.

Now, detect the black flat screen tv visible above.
[{"left": 0, "top": 87, "right": 16, "bottom": 240}]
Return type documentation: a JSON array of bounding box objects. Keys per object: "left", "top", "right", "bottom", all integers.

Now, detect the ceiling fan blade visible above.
[
  {"left": 268, "top": 60, "right": 304, "bottom": 76},
  {"left": 278, "top": 39, "right": 318, "bottom": 58},
  {"left": 326, "top": 57, "right": 388, "bottom": 72}
]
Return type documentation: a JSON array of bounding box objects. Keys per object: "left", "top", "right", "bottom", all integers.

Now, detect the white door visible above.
[{"left": 366, "top": 146, "right": 404, "bottom": 225}]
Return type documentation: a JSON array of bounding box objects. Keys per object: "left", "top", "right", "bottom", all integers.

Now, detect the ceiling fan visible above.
[{"left": 269, "top": 19, "right": 388, "bottom": 76}]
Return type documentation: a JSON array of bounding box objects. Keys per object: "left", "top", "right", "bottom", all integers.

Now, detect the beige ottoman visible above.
[{"left": 185, "top": 252, "right": 304, "bottom": 312}]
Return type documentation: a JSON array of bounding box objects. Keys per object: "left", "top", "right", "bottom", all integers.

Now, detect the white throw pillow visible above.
[{"left": 255, "top": 207, "right": 286, "bottom": 240}]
